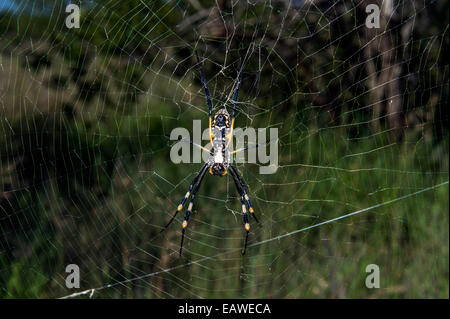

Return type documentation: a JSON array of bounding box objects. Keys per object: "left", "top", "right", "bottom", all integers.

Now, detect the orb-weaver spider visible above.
[{"left": 161, "top": 53, "right": 260, "bottom": 256}]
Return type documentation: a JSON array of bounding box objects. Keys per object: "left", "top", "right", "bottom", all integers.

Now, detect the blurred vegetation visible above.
[{"left": 0, "top": 0, "right": 448, "bottom": 298}]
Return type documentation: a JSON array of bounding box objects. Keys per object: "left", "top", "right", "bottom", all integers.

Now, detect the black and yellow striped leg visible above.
[
  {"left": 179, "top": 202, "right": 193, "bottom": 256},
  {"left": 229, "top": 166, "right": 252, "bottom": 255},
  {"left": 241, "top": 196, "right": 250, "bottom": 255},
  {"left": 229, "top": 165, "right": 259, "bottom": 223},
  {"left": 179, "top": 212, "right": 189, "bottom": 256},
  {"left": 179, "top": 163, "right": 208, "bottom": 256},
  {"left": 161, "top": 163, "right": 208, "bottom": 233}
]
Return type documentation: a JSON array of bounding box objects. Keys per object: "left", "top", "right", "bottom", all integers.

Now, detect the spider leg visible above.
[
  {"left": 160, "top": 163, "right": 209, "bottom": 233},
  {"left": 179, "top": 163, "right": 208, "bottom": 256},
  {"left": 171, "top": 136, "right": 212, "bottom": 154},
  {"left": 230, "top": 137, "right": 278, "bottom": 155},
  {"left": 240, "top": 195, "right": 250, "bottom": 255},
  {"left": 229, "top": 166, "right": 252, "bottom": 255},
  {"left": 195, "top": 52, "right": 214, "bottom": 144},
  {"left": 226, "top": 60, "right": 245, "bottom": 147},
  {"left": 229, "top": 165, "right": 259, "bottom": 223}
]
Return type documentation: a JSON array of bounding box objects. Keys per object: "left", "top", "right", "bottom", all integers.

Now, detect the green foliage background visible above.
[{"left": 0, "top": 0, "right": 448, "bottom": 298}]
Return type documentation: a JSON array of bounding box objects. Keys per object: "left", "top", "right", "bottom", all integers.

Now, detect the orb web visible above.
[{"left": 0, "top": 0, "right": 448, "bottom": 298}]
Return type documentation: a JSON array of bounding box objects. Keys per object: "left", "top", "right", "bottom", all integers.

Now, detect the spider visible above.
[{"left": 161, "top": 53, "right": 260, "bottom": 256}]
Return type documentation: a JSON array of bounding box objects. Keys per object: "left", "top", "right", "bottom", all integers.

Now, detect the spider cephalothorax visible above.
[
  {"left": 161, "top": 54, "right": 259, "bottom": 256},
  {"left": 212, "top": 109, "right": 230, "bottom": 128}
]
